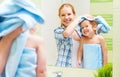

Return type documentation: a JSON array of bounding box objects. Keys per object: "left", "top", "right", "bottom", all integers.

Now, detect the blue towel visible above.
[
  {"left": 0, "top": 0, "right": 45, "bottom": 77},
  {"left": 15, "top": 48, "right": 37, "bottom": 77},
  {"left": 79, "top": 15, "right": 111, "bottom": 35},
  {"left": 82, "top": 44, "right": 102, "bottom": 70},
  {"left": 95, "top": 16, "right": 111, "bottom": 34}
]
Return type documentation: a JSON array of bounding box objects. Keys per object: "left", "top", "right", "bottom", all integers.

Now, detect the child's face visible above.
[
  {"left": 80, "top": 20, "right": 94, "bottom": 36},
  {"left": 59, "top": 6, "right": 75, "bottom": 27}
]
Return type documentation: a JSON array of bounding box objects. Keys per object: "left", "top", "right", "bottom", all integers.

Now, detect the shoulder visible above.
[
  {"left": 26, "top": 34, "right": 44, "bottom": 48},
  {"left": 54, "top": 26, "right": 65, "bottom": 33},
  {"left": 96, "top": 35, "right": 105, "bottom": 43},
  {"left": 80, "top": 36, "right": 86, "bottom": 43},
  {"left": 97, "top": 35, "right": 104, "bottom": 40},
  {"left": 30, "top": 34, "right": 44, "bottom": 44}
]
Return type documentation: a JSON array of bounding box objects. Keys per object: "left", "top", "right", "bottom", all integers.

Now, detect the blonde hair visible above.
[{"left": 58, "top": 3, "right": 76, "bottom": 27}]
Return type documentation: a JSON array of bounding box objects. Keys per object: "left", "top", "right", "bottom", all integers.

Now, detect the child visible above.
[
  {"left": 0, "top": 27, "right": 22, "bottom": 75},
  {"left": 0, "top": 26, "right": 47, "bottom": 77},
  {"left": 0, "top": 0, "right": 46, "bottom": 76},
  {"left": 77, "top": 16, "right": 108, "bottom": 69},
  {"left": 15, "top": 26, "right": 47, "bottom": 77}
]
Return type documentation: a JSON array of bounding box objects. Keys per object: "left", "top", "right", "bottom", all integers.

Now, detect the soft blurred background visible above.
[{"left": 0, "top": 0, "right": 120, "bottom": 77}]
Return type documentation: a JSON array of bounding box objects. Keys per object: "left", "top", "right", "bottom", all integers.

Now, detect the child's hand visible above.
[{"left": 77, "top": 60, "right": 81, "bottom": 68}]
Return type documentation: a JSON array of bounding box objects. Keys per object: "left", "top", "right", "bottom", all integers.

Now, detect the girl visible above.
[
  {"left": 77, "top": 16, "right": 108, "bottom": 69},
  {"left": 0, "top": 26, "right": 47, "bottom": 77}
]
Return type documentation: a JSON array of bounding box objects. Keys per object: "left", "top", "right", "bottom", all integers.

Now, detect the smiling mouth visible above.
[{"left": 83, "top": 30, "right": 89, "bottom": 34}]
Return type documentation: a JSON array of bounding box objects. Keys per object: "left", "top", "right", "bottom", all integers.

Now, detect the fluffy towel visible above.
[
  {"left": 0, "top": 0, "right": 45, "bottom": 77},
  {"left": 82, "top": 44, "right": 102, "bottom": 69},
  {"left": 79, "top": 15, "right": 111, "bottom": 35},
  {"left": 15, "top": 48, "right": 37, "bottom": 77}
]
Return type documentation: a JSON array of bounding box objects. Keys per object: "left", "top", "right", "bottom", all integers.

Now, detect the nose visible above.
[
  {"left": 64, "top": 15, "right": 69, "bottom": 19},
  {"left": 83, "top": 27, "right": 87, "bottom": 30}
]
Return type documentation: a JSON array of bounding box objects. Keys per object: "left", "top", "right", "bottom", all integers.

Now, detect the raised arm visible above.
[{"left": 63, "top": 16, "right": 81, "bottom": 38}]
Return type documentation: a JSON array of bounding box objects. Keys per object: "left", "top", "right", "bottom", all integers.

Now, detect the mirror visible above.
[
  {"left": 40, "top": 0, "right": 91, "bottom": 67},
  {"left": 39, "top": 0, "right": 113, "bottom": 70},
  {"left": 0, "top": 0, "right": 113, "bottom": 70},
  {"left": 41, "top": 0, "right": 91, "bottom": 68}
]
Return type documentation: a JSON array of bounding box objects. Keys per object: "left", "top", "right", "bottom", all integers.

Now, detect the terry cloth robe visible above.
[
  {"left": 0, "top": 0, "right": 45, "bottom": 77},
  {"left": 82, "top": 44, "right": 102, "bottom": 70}
]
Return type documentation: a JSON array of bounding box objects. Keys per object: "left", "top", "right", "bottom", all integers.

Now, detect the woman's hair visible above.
[{"left": 58, "top": 3, "right": 76, "bottom": 26}]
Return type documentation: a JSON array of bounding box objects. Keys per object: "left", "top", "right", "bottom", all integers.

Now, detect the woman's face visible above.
[{"left": 59, "top": 6, "right": 75, "bottom": 27}]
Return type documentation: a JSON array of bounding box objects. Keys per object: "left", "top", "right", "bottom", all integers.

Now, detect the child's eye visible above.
[
  {"left": 85, "top": 25, "right": 88, "bottom": 27},
  {"left": 68, "top": 13, "right": 71, "bottom": 16},
  {"left": 81, "top": 27, "right": 84, "bottom": 29}
]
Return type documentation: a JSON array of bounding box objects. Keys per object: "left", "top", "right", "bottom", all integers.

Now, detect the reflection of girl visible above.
[
  {"left": 77, "top": 16, "right": 108, "bottom": 69},
  {"left": 54, "top": 3, "right": 81, "bottom": 67}
]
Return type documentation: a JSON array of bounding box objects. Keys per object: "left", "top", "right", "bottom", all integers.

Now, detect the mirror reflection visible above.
[
  {"left": 0, "top": 0, "right": 112, "bottom": 70},
  {"left": 40, "top": 0, "right": 112, "bottom": 70},
  {"left": 0, "top": 0, "right": 113, "bottom": 77}
]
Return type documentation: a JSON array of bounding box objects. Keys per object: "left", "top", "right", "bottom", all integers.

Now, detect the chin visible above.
[{"left": 83, "top": 34, "right": 89, "bottom": 37}]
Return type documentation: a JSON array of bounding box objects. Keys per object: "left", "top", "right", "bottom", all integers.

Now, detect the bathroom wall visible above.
[
  {"left": 90, "top": 0, "right": 120, "bottom": 76},
  {"left": 113, "top": 0, "right": 120, "bottom": 76},
  {"left": 90, "top": 0, "right": 113, "bottom": 63},
  {"left": 40, "top": 0, "right": 61, "bottom": 65}
]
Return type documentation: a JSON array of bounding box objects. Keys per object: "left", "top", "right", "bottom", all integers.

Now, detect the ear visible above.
[{"left": 93, "top": 27, "right": 96, "bottom": 31}]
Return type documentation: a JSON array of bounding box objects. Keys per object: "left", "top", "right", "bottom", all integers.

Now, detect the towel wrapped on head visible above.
[
  {"left": 0, "top": 0, "right": 45, "bottom": 36},
  {"left": 78, "top": 15, "right": 111, "bottom": 35}
]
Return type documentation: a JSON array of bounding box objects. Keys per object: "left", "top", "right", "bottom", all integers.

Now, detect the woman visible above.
[{"left": 54, "top": 3, "right": 81, "bottom": 67}]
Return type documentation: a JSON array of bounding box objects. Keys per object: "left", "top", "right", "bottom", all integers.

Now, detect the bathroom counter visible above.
[{"left": 47, "top": 66, "right": 95, "bottom": 77}]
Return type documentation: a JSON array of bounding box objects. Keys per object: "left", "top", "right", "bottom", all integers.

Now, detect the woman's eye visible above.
[{"left": 61, "top": 14, "right": 65, "bottom": 17}]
